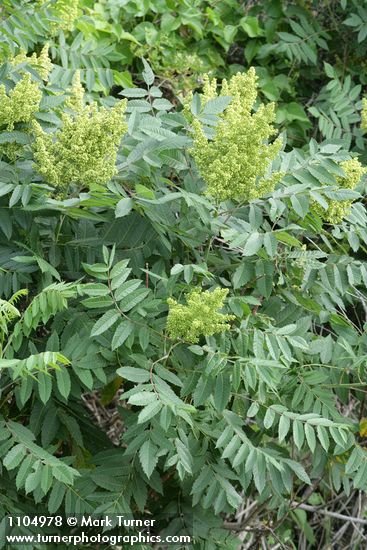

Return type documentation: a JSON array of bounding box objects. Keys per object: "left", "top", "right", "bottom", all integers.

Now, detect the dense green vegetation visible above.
[{"left": 1, "top": 1, "right": 367, "bottom": 548}]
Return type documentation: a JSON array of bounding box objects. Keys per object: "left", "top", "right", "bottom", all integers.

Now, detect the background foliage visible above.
[{"left": 1, "top": 1, "right": 367, "bottom": 548}]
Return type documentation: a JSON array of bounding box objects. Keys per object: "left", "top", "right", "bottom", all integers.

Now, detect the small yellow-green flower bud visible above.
[{"left": 167, "top": 288, "right": 235, "bottom": 343}]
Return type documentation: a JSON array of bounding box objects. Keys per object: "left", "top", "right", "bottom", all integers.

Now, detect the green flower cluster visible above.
[
  {"left": 32, "top": 78, "right": 127, "bottom": 191},
  {"left": 190, "top": 67, "right": 283, "bottom": 202},
  {"left": 0, "top": 74, "right": 42, "bottom": 130},
  {"left": 35, "top": 0, "right": 79, "bottom": 33},
  {"left": 362, "top": 98, "right": 367, "bottom": 132},
  {"left": 49, "top": 0, "right": 79, "bottom": 33},
  {"left": 65, "top": 71, "right": 85, "bottom": 112},
  {"left": 11, "top": 44, "right": 52, "bottom": 81},
  {"left": 56, "top": 0, "right": 79, "bottom": 32},
  {"left": 133, "top": 37, "right": 205, "bottom": 94},
  {"left": 315, "top": 158, "right": 366, "bottom": 223},
  {"left": 167, "top": 288, "right": 234, "bottom": 343}
]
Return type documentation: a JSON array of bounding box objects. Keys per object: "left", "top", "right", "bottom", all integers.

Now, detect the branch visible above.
[{"left": 296, "top": 503, "right": 367, "bottom": 525}]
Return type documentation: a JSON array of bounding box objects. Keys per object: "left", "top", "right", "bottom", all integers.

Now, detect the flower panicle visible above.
[
  {"left": 190, "top": 67, "right": 282, "bottom": 202},
  {"left": 32, "top": 85, "right": 128, "bottom": 191},
  {"left": 167, "top": 287, "right": 234, "bottom": 343},
  {"left": 314, "top": 158, "right": 367, "bottom": 223},
  {"left": 0, "top": 73, "right": 42, "bottom": 130}
]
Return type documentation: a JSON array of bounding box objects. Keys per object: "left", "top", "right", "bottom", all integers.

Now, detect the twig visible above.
[
  {"left": 223, "top": 503, "right": 266, "bottom": 531},
  {"left": 236, "top": 501, "right": 259, "bottom": 522},
  {"left": 296, "top": 503, "right": 367, "bottom": 525}
]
